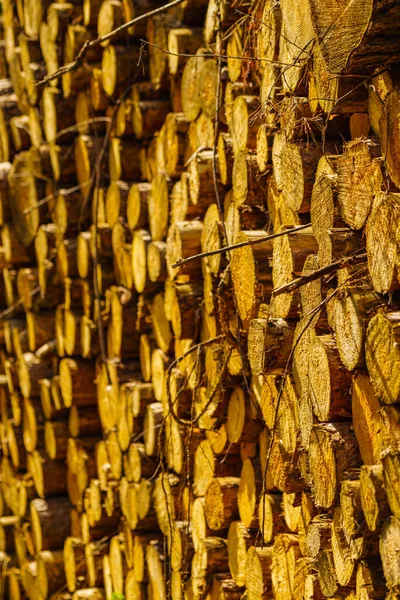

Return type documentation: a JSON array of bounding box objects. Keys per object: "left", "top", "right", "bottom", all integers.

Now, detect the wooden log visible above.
[
  {"left": 166, "top": 220, "right": 203, "bottom": 282},
  {"left": 36, "top": 549, "right": 66, "bottom": 599},
  {"left": 163, "top": 112, "right": 191, "bottom": 179},
  {"left": 148, "top": 174, "right": 170, "bottom": 242},
  {"left": 309, "top": 40, "right": 368, "bottom": 115},
  {"left": 309, "top": 0, "right": 400, "bottom": 75},
  {"left": 108, "top": 287, "right": 140, "bottom": 359},
  {"left": 360, "top": 464, "right": 391, "bottom": 532},
  {"left": 18, "top": 353, "right": 53, "bottom": 400},
  {"left": 192, "top": 537, "right": 229, "bottom": 599},
  {"left": 337, "top": 139, "right": 382, "bottom": 231},
  {"left": 382, "top": 452, "right": 400, "bottom": 520},
  {"left": 309, "top": 423, "right": 362, "bottom": 509},
  {"left": 59, "top": 358, "right": 97, "bottom": 408},
  {"left": 188, "top": 149, "right": 223, "bottom": 210},
  {"left": 365, "top": 312, "right": 400, "bottom": 404},
  {"left": 355, "top": 560, "right": 386, "bottom": 600},
  {"left": 131, "top": 229, "right": 155, "bottom": 294},
  {"left": 69, "top": 405, "right": 102, "bottom": 439},
  {"left": 168, "top": 27, "right": 203, "bottom": 75},
  {"left": 126, "top": 182, "right": 151, "bottom": 232},
  {"left": 132, "top": 100, "right": 171, "bottom": 140},
  {"left": 380, "top": 515, "right": 400, "bottom": 589},
  {"left": 232, "top": 151, "right": 267, "bottom": 212},
  {"left": 366, "top": 192, "right": 400, "bottom": 294},
  {"left": 109, "top": 137, "right": 141, "bottom": 182},
  {"left": 381, "top": 395, "right": 400, "bottom": 453},
  {"left": 194, "top": 439, "right": 241, "bottom": 497},
  {"left": 230, "top": 230, "right": 273, "bottom": 325},
  {"left": 230, "top": 95, "right": 261, "bottom": 155},
  {"left": 308, "top": 334, "right": 352, "bottom": 422},
  {"left": 332, "top": 286, "right": 381, "bottom": 370},
  {"left": 246, "top": 546, "right": 273, "bottom": 600},
  {"left": 226, "top": 386, "right": 261, "bottom": 445},
  {"left": 270, "top": 227, "right": 318, "bottom": 319},
  {"left": 64, "top": 536, "right": 86, "bottom": 593},
  {"left": 237, "top": 457, "right": 263, "bottom": 529},
  {"left": 273, "top": 136, "right": 322, "bottom": 214},
  {"left": 248, "top": 318, "right": 295, "bottom": 376},
  {"left": 27, "top": 450, "right": 68, "bottom": 498},
  {"left": 352, "top": 373, "right": 382, "bottom": 466},
  {"left": 30, "top": 496, "right": 71, "bottom": 552}
]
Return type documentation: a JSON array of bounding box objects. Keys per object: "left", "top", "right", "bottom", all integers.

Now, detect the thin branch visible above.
[
  {"left": 23, "top": 182, "right": 88, "bottom": 215},
  {"left": 235, "top": 6, "right": 314, "bottom": 58},
  {"left": 172, "top": 223, "right": 311, "bottom": 268},
  {"left": 0, "top": 286, "right": 40, "bottom": 321},
  {"left": 165, "top": 335, "right": 225, "bottom": 427},
  {"left": 36, "top": 0, "right": 187, "bottom": 86},
  {"left": 271, "top": 251, "right": 367, "bottom": 297},
  {"left": 55, "top": 117, "right": 111, "bottom": 140},
  {"left": 139, "top": 38, "right": 296, "bottom": 67}
]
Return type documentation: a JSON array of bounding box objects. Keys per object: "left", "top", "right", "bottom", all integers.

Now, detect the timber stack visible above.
[{"left": 0, "top": 0, "right": 400, "bottom": 598}]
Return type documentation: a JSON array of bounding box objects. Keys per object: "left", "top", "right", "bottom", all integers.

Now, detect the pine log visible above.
[
  {"left": 30, "top": 496, "right": 71, "bottom": 552},
  {"left": 309, "top": 0, "right": 400, "bottom": 75},
  {"left": 44, "top": 420, "right": 69, "bottom": 460},
  {"left": 309, "top": 423, "right": 361, "bottom": 508},
  {"left": 192, "top": 537, "right": 229, "bottom": 599},
  {"left": 127, "top": 182, "right": 151, "bottom": 231},
  {"left": 337, "top": 139, "right": 382, "bottom": 231},
  {"left": 36, "top": 549, "right": 66, "bottom": 599},
  {"left": 27, "top": 450, "right": 68, "bottom": 498},
  {"left": 59, "top": 358, "right": 96, "bottom": 408},
  {"left": 360, "top": 464, "right": 390, "bottom": 532},
  {"left": 272, "top": 135, "right": 322, "bottom": 213},
  {"left": 227, "top": 522, "right": 255, "bottom": 587},
  {"left": 365, "top": 312, "right": 400, "bottom": 404},
  {"left": 332, "top": 286, "right": 381, "bottom": 371},
  {"left": 308, "top": 334, "right": 352, "bottom": 422},
  {"left": 246, "top": 546, "right": 273, "bottom": 600},
  {"left": 366, "top": 192, "right": 400, "bottom": 293},
  {"left": 230, "top": 230, "right": 273, "bottom": 325},
  {"left": 270, "top": 227, "right": 318, "bottom": 319},
  {"left": 203, "top": 477, "right": 239, "bottom": 533},
  {"left": 352, "top": 373, "right": 381, "bottom": 466},
  {"left": 380, "top": 515, "right": 400, "bottom": 589}
]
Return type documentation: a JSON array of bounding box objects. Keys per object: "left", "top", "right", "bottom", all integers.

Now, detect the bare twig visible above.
[
  {"left": 172, "top": 223, "right": 311, "bottom": 268},
  {"left": 272, "top": 251, "right": 367, "bottom": 297},
  {"left": 235, "top": 5, "right": 313, "bottom": 58},
  {"left": 55, "top": 117, "right": 111, "bottom": 140},
  {"left": 0, "top": 286, "right": 40, "bottom": 321},
  {"left": 165, "top": 335, "right": 224, "bottom": 427},
  {"left": 36, "top": 0, "right": 187, "bottom": 86},
  {"left": 139, "top": 38, "right": 294, "bottom": 66},
  {"left": 23, "top": 182, "right": 88, "bottom": 215}
]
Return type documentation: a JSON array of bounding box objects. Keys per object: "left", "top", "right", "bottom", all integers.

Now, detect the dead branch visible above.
[
  {"left": 271, "top": 251, "right": 367, "bottom": 297},
  {"left": 172, "top": 223, "right": 312, "bottom": 268}
]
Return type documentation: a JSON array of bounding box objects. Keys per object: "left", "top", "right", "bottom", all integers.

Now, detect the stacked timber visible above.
[{"left": 0, "top": 0, "right": 400, "bottom": 599}]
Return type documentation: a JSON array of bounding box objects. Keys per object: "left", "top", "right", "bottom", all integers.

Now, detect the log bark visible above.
[
  {"left": 309, "top": 423, "right": 362, "bottom": 508},
  {"left": 30, "top": 496, "right": 71, "bottom": 552},
  {"left": 309, "top": 0, "right": 400, "bottom": 74},
  {"left": 365, "top": 312, "right": 400, "bottom": 404}
]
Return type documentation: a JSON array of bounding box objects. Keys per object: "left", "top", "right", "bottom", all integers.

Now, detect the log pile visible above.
[{"left": 0, "top": 0, "right": 400, "bottom": 599}]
